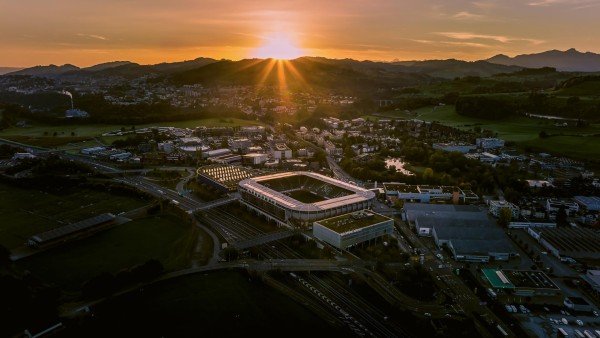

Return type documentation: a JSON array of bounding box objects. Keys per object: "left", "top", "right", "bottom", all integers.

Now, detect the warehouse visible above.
[
  {"left": 528, "top": 227, "right": 600, "bottom": 259},
  {"left": 313, "top": 210, "right": 394, "bottom": 250}
]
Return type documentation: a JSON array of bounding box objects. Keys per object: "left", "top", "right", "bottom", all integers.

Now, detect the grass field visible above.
[
  {"left": 18, "top": 213, "right": 195, "bottom": 290},
  {"left": 286, "top": 189, "right": 326, "bottom": 203},
  {"left": 0, "top": 183, "right": 148, "bottom": 249},
  {"left": 75, "top": 271, "right": 342, "bottom": 336},
  {"left": 0, "top": 117, "right": 264, "bottom": 140},
  {"left": 373, "top": 105, "right": 600, "bottom": 158}
]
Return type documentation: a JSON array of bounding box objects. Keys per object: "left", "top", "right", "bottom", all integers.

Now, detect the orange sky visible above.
[{"left": 1, "top": 0, "right": 599, "bottom": 67}]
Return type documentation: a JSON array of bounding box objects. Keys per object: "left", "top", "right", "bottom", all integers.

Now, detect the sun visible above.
[{"left": 253, "top": 33, "right": 304, "bottom": 60}]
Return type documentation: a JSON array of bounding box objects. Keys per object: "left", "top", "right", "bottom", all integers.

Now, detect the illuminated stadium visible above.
[{"left": 239, "top": 171, "right": 376, "bottom": 226}]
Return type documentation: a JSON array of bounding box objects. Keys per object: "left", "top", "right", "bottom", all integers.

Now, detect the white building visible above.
[
  {"left": 313, "top": 211, "right": 394, "bottom": 250},
  {"left": 546, "top": 199, "right": 579, "bottom": 216},
  {"left": 271, "top": 143, "right": 292, "bottom": 159},
  {"left": 242, "top": 153, "right": 268, "bottom": 165},
  {"left": 488, "top": 200, "right": 520, "bottom": 219}
]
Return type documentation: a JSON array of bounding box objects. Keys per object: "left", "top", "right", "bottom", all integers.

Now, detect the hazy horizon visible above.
[{"left": 1, "top": 0, "right": 600, "bottom": 67}]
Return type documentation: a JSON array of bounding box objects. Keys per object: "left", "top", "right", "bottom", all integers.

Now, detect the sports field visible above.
[
  {"left": 18, "top": 213, "right": 196, "bottom": 290},
  {"left": 0, "top": 183, "right": 147, "bottom": 249},
  {"left": 285, "top": 189, "right": 326, "bottom": 203}
]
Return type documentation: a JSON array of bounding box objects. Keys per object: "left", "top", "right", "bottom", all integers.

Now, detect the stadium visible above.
[{"left": 239, "top": 171, "right": 376, "bottom": 226}]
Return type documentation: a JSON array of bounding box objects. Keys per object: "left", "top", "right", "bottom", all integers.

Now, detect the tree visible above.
[
  {"left": 498, "top": 208, "right": 513, "bottom": 227},
  {"left": 556, "top": 205, "right": 568, "bottom": 227},
  {"left": 0, "top": 244, "right": 10, "bottom": 266},
  {"left": 422, "top": 168, "right": 434, "bottom": 181}
]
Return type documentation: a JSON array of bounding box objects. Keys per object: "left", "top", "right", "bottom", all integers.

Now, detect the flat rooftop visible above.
[
  {"left": 537, "top": 227, "right": 600, "bottom": 258},
  {"left": 316, "top": 211, "right": 392, "bottom": 234},
  {"left": 197, "top": 164, "right": 262, "bottom": 190}
]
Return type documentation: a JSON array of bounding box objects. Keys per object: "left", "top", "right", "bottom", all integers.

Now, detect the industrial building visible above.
[
  {"left": 482, "top": 269, "right": 561, "bottom": 297},
  {"left": 239, "top": 171, "right": 375, "bottom": 226},
  {"left": 402, "top": 203, "right": 515, "bottom": 261},
  {"left": 313, "top": 210, "right": 394, "bottom": 250},
  {"left": 528, "top": 227, "right": 600, "bottom": 259},
  {"left": 27, "top": 213, "right": 117, "bottom": 249}
]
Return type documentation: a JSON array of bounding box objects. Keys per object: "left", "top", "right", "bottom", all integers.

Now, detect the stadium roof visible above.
[{"left": 239, "top": 171, "right": 375, "bottom": 212}]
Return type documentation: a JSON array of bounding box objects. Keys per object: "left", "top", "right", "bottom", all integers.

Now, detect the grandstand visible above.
[{"left": 239, "top": 171, "right": 375, "bottom": 226}]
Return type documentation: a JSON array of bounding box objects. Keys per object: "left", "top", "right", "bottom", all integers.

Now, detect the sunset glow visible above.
[{"left": 252, "top": 33, "right": 304, "bottom": 60}]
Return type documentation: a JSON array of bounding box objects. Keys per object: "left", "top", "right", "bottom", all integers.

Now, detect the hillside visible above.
[
  {"left": 169, "top": 58, "right": 431, "bottom": 92},
  {"left": 392, "top": 59, "right": 522, "bottom": 78},
  {"left": 487, "top": 48, "right": 600, "bottom": 72},
  {"left": 8, "top": 64, "right": 79, "bottom": 77},
  {"left": 555, "top": 75, "right": 600, "bottom": 96}
]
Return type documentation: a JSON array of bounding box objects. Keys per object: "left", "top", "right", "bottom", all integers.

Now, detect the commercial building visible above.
[
  {"left": 482, "top": 269, "right": 561, "bottom": 297},
  {"left": 239, "top": 171, "right": 375, "bottom": 226},
  {"left": 488, "top": 200, "right": 520, "bottom": 219},
  {"left": 313, "top": 210, "right": 394, "bottom": 250}
]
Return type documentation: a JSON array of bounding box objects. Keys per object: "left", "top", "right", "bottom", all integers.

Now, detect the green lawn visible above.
[
  {"left": 374, "top": 105, "right": 600, "bottom": 158},
  {"left": 0, "top": 117, "right": 264, "bottom": 140},
  {"left": 18, "top": 213, "right": 195, "bottom": 290},
  {"left": 0, "top": 184, "right": 147, "bottom": 249},
  {"left": 75, "top": 271, "right": 342, "bottom": 336}
]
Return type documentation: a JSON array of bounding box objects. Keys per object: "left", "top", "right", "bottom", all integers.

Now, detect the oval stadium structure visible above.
[{"left": 239, "top": 171, "right": 376, "bottom": 226}]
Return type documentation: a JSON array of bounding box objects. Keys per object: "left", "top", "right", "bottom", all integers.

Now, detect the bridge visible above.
[
  {"left": 232, "top": 230, "right": 295, "bottom": 250},
  {"left": 188, "top": 194, "right": 238, "bottom": 213}
]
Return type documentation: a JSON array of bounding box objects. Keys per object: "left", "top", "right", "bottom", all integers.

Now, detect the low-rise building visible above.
[
  {"left": 271, "top": 143, "right": 292, "bottom": 159},
  {"left": 546, "top": 198, "right": 579, "bottom": 216},
  {"left": 476, "top": 138, "right": 505, "bottom": 150},
  {"left": 488, "top": 200, "right": 520, "bottom": 219},
  {"left": 313, "top": 210, "right": 394, "bottom": 250},
  {"left": 432, "top": 143, "right": 476, "bottom": 154}
]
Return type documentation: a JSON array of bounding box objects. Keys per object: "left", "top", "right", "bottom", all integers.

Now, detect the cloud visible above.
[
  {"left": 452, "top": 11, "right": 486, "bottom": 20},
  {"left": 76, "top": 33, "right": 108, "bottom": 41},
  {"left": 435, "top": 32, "right": 545, "bottom": 45},
  {"left": 528, "top": 0, "right": 600, "bottom": 6}
]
